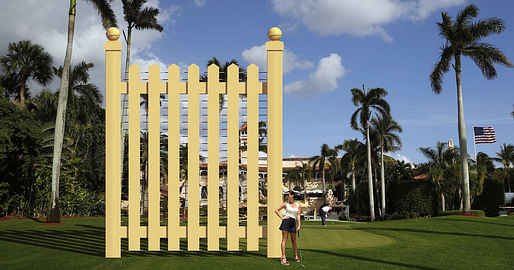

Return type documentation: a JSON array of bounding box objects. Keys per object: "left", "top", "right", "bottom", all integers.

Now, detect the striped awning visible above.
[{"left": 305, "top": 182, "right": 323, "bottom": 194}]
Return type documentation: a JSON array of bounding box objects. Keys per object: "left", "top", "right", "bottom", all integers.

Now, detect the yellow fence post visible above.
[
  {"left": 266, "top": 27, "right": 284, "bottom": 258},
  {"left": 246, "top": 64, "right": 260, "bottom": 251},
  {"left": 148, "top": 64, "right": 165, "bottom": 250},
  {"left": 207, "top": 64, "right": 221, "bottom": 250},
  {"left": 105, "top": 27, "right": 122, "bottom": 258},
  {"left": 187, "top": 64, "right": 201, "bottom": 250},
  {"left": 128, "top": 63, "right": 144, "bottom": 251},
  {"left": 167, "top": 64, "right": 186, "bottom": 250}
]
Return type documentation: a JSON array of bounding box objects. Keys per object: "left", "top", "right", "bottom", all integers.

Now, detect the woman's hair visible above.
[{"left": 287, "top": 191, "right": 294, "bottom": 197}]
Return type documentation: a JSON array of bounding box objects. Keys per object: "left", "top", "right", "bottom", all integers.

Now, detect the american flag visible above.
[{"left": 474, "top": 126, "right": 496, "bottom": 144}]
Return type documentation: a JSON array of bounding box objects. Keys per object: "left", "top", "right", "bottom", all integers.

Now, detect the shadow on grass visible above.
[
  {"left": 305, "top": 249, "right": 441, "bottom": 270},
  {"left": 0, "top": 223, "right": 266, "bottom": 258},
  {"left": 352, "top": 227, "right": 514, "bottom": 240},
  {"left": 432, "top": 217, "right": 514, "bottom": 227}
]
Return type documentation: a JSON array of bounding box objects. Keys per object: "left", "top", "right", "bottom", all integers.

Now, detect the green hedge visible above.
[
  {"left": 388, "top": 180, "right": 439, "bottom": 218},
  {"left": 438, "top": 210, "right": 485, "bottom": 217},
  {"left": 472, "top": 177, "right": 505, "bottom": 217}
]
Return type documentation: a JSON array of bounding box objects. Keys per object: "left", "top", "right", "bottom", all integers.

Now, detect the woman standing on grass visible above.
[{"left": 275, "top": 190, "right": 301, "bottom": 265}]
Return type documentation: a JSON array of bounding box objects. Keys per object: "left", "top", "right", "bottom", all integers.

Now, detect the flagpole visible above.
[{"left": 472, "top": 124, "right": 477, "bottom": 161}]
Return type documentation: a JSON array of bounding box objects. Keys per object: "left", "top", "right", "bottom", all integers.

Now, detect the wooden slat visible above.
[
  {"left": 207, "top": 64, "right": 221, "bottom": 251},
  {"left": 148, "top": 65, "right": 164, "bottom": 251},
  {"left": 187, "top": 64, "right": 201, "bottom": 251},
  {"left": 167, "top": 64, "right": 186, "bottom": 250},
  {"left": 246, "top": 64, "right": 260, "bottom": 251},
  {"left": 227, "top": 64, "right": 245, "bottom": 251},
  {"left": 128, "top": 64, "right": 144, "bottom": 251}
]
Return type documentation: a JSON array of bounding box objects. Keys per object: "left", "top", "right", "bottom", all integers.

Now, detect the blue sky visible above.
[{"left": 1, "top": 0, "right": 512, "bottom": 165}]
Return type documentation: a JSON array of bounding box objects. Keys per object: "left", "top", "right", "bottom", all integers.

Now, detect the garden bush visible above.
[
  {"left": 388, "top": 180, "right": 439, "bottom": 218},
  {"left": 472, "top": 177, "right": 505, "bottom": 217}
]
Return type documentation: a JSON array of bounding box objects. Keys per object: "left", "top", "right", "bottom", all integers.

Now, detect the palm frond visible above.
[
  {"left": 456, "top": 4, "right": 478, "bottom": 29},
  {"left": 430, "top": 45, "right": 453, "bottom": 94},
  {"left": 87, "top": 0, "right": 118, "bottom": 28}
]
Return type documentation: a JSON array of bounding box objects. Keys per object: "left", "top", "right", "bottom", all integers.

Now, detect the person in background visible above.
[{"left": 320, "top": 204, "right": 331, "bottom": 226}]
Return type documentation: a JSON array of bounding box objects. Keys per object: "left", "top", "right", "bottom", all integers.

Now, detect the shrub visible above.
[
  {"left": 388, "top": 180, "right": 439, "bottom": 218},
  {"left": 472, "top": 178, "right": 505, "bottom": 217}
]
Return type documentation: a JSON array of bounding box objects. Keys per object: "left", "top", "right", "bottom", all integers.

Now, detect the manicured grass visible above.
[{"left": 1, "top": 215, "right": 513, "bottom": 269}]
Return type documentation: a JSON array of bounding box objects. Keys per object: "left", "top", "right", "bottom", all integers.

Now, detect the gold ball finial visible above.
[
  {"left": 106, "top": 27, "right": 120, "bottom": 41},
  {"left": 267, "top": 27, "right": 282, "bottom": 41}
]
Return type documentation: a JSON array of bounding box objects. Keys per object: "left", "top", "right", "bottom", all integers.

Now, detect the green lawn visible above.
[{"left": 1, "top": 215, "right": 513, "bottom": 269}]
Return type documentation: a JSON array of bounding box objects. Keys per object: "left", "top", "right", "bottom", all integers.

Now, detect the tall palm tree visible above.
[
  {"left": 350, "top": 85, "right": 390, "bottom": 222},
  {"left": 370, "top": 115, "right": 402, "bottom": 218},
  {"left": 310, "top": 144, "right": 336, "bottom": 193},
  {"left": 338, "top": 139, "right": 365, "bottom": 193},
  {"left": 0, "top": 40, "right": 53, "bottom": 107},
  {"left": 48, "top": 0, "right": 116, "bottom": 223},
  {"left": 430, "top": 4, "right": 513, "bottom": 213},
  {"left": 494, "top": 143, "right": 514, "bottom": 192},
  {"left": 120, "top": 0, "right": 163, "bottom": 196}
]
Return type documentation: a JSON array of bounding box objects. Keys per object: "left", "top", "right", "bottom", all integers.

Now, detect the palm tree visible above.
[
  {"left": 296, "top": 161, "right": 312, "bottom": 189},
  {"left": 430, "top": 4, "right": 513, "bottom": 213},
  {"left": 310, "top": 144, "right": 336, "bottom": 193},
  {"left": 48, "top": 0, "right": 116, "bottom": 223},
  {"left": 0, "top": 40, "right": 53, "bottom": 107},
  {"left": 418, "top": 142, "right": 457, "bottom": 211},
  {"left": 350, "top": 85, "right": 390, "bottom": 222},
  {"left": 338, "top": 139, "right": 365, "bottom": 193},
  {"left": 370, "top": 115, "right": 402, "bottom": 218},
  {"left": 494, "top": 143, "right": 514, "bottom": 192},
  {"left": 474, "top": 152, "right": 495, "bottom": 195}
]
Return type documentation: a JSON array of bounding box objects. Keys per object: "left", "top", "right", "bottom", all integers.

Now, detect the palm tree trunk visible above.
[
  {"left": 351, "top": 165, "right": 356, "bottom": 192},
  {"left": 441, "top": 192, "right": 446, "bottom": 212},
  {"left": 506, "top": 167, "right": 512, "bottom": 192},
  {"left": 454, "top": 54, "right": 471, "bottom": 214},
  {"left": 322, "top": 159, "right": 326, "bottom": 194},
  {"left": 366, "top": 122, "right": 375, "bottom": 221},
  {"left": 120, "top": 27, "right": 132, "bottom": 196},
  {"left": 380, "top": 144, "right": 385, "bottom": 219},
  {"left": 19, "top": 78, "right": 26, "bottom": 107},
  {"left": 48, "top": 0, "right": 75, "bottom": 223}
]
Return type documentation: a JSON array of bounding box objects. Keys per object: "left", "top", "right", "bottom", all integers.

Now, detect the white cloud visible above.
[
  {"left": 241, "top": 44, "right": 313, "bottom": 73},
  {"left": 194, "top": 0, "right": 207, "bottom": 8},
  {"left": 271, "top": 0, "right": 465, "bottom": 41},
  {"left": 394, "top": 153, "right": 415, "bottom": 168},
  {"left": 285, "top": 53, "right": 346, "bottom": 96},
  {"left": 0, "top": 0, "right": 176, "bottom": 104}
]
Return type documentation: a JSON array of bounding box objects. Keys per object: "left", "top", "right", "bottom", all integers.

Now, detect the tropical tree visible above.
[
  {"left": 494, "top": 143, "right": 514, "bottom": 192},
  {"left": 430, "top": 4, "right": 513, "bottom": 213},
  {"left": 48, "top": 0, "right": 116, "bottom": 223},
  {"left": 296, "top": 161, "right": 312, "bottom": 189},
  {"left": 473, "top": 152, "right": 495, "bottom": 195},
  {"left": 310, "top": 144, "right": 337, "bottom": 193},
  {"left": 350, "top": 85, "right": 390, "bottom": 221},
  {"left": 418, "top": 141, "right": 459, "bottom": 211},
  {"left": 337, "top": 139, "right": 365, "bottom": 193},
  {"left": 0, "top": 40, "right": 53, "bottom": 107},
  {"left": 370, "top": 115, "right": 402, "bottom": 218}
]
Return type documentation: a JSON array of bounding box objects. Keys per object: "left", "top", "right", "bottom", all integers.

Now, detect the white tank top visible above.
[{"left": 283, "top": 203, "right": 299, "bottom": 220}]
